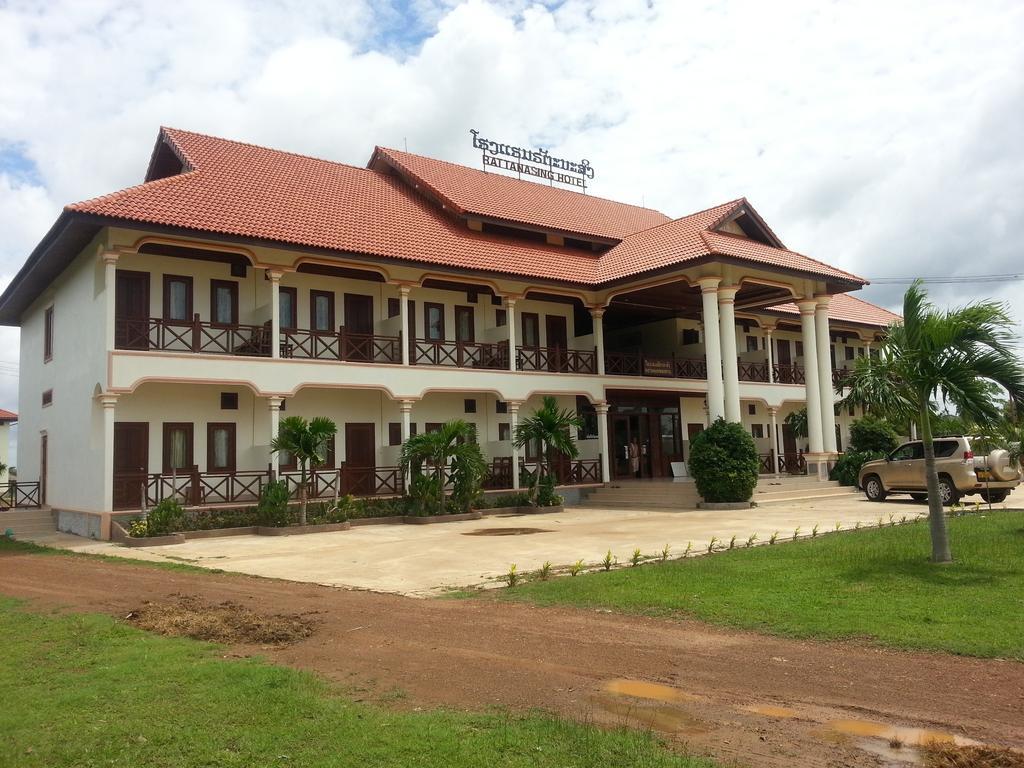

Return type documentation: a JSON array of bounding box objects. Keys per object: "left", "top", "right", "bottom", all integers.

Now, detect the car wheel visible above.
[
  {"left": 938, "top": 477, "right": 960, "bottom": 506},
  {"left": 980, "top": 490, "right": 1009, "bottom": 504},
  {"left": 864, "top": 475, "right": 887, "bottom": 502},
  {"left": 910, "top": 493, "right": 927, "bottom": 502}
]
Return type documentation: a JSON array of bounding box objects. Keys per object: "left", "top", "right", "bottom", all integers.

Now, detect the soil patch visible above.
[
  {"left": 125, "top": 594, "right": 316, "bottom": 645},
  {"left": 2, "top": 550, "right": 1023, "bottom": 768}
]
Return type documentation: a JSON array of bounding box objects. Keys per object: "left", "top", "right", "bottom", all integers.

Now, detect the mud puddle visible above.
[{"left": 462, "top": 527, "right": 552, "bottom": 536}]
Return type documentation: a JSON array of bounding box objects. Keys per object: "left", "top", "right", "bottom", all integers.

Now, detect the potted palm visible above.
[
  {"left": 270, "top": 416, "right": 337, "bottom": 526},
  {"left": 514, "top": 396, "right": 583, "bottom": 507}
]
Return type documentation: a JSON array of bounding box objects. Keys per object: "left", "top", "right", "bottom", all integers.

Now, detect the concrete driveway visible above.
[{"left": 33, "top": 491, "right": 1013, "bottom": 596}]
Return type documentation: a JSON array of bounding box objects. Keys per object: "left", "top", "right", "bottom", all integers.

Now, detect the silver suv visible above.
[{"left": 858, "top": 436, "right": 1019, "bottom": 505}]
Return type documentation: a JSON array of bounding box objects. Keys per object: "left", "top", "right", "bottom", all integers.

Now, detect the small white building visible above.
[{"left": 0, "top": 128, "right": 897, "bottom": 536}]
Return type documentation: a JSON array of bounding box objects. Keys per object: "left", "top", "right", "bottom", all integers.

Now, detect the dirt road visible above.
[{"left": 2, "top": 550, "right": 1021, "bottom": 768}]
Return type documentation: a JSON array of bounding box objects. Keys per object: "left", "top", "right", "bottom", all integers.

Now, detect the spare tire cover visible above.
[{"left": 987, "top": 449, "right": 1019, "bottom": 482}]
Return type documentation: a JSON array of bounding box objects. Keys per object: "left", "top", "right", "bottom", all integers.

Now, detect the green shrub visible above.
[
  {"left": 478, "top": 492, "right": 531, "bottom": 509},
  {"left": 307, "top": 496, "right": 352, "bottom": 525},
  {"left": 256, "top": 480, "right": 292, "bottom": 527},
  {"left": 407, "top": 474, "right": 441, "bottom": 516},
  {"left": 535, "top": 473, "right": 563, "bottom": 507},
  {"left": 848, "top": 415, "right": 900, "bottom": 454},
  {"left": 350, "top": 497, "right": 409, "bottom": 519},
  {"left": 143, "top": 499, "right": 186, "bottom": 536},
  {"left": 185, "top": 507, "right": 259, "bottom": 530},
  {"left": 830, "top": 449, "right": 886, "bottom": 487},
  {"left": 689, "top": 418, "right": 759, "bottom": 503}
]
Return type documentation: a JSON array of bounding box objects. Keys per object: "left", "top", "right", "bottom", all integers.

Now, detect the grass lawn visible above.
[
  {"left": 0, "top": 600, "right": 714, "bottom": 768},
  {"left": 506, "top": 511, "right": 1024, "bottom": 660}
]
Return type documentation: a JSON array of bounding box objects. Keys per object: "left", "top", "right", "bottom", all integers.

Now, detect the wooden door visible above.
[
  {"left": 776, "top": 339, "right": 792, "bottom": 365},
  {"left": 611, "top": 414, "right": 632, "bottom": 479},
  {"left": 39, "top": 433, "right": 48, "bottom": 506},
  {"left": 685, "top": 423, "right": 703, "bottom": 464},
  {"left": 113, "top": 422, "right": 149, "bottom": 509},
  {"left": 344, "top": 423, "right": 376, "bottom": 495},
  {"left": 115, "top": 270, "right": 150, "bottom": 350},
  {"left": 545, "top": 315, "right": 568, "bottom": 371},
  {"left": 343, "top": 294, "right": 374, "bottom": 360}
]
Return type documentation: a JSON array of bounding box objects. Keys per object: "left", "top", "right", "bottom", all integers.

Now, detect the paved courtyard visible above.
[{"left": 32, "top": 491, "right": 1013, "bottom": 596}]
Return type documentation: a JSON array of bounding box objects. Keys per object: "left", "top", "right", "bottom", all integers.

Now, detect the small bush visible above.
[
  {"left": 307, "top": 496, "right": 353, "bottom": 525},
  {"left": 144, "top": 499, "right": 186, "bottom": 536},
  {"left": 256, "top": 480, "right": 292, "bottom": 527},
  {"left": 689, "top": 418, "right": 759, "bottom": 503},
  {"left": 350, "top": 497, "right": 409, "bottom": 519},
  {"left": 830, "top": 449, "right": 886, "bottom": 487},
  {"left": 477, "top": 492, "right": 531, "bottom": 510},
  {"left": 848, "top": 415, "right": 900, "bottom": 454},
  {"left": 535, "top": 473, "right": 563, "bottom": 508}
]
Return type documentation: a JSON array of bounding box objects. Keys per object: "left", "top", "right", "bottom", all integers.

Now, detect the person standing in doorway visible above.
[{"left": 629, "top": 438, "right": 640, "bottom": 478}]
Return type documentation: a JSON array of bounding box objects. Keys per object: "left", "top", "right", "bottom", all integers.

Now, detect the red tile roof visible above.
[
  {"left": 769, "top": 292, "right": 901, "bottom": 328},
  {"left": 0, "top": 409, "right": 17, "bottom": 422},
  {"left": 371, "top": 147, "right": 670, "bottom": 240},
  {"left": 64, "top": 128, "right": 866, "bottom": 289}
]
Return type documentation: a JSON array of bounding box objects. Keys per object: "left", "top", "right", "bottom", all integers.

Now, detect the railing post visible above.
[
  {"left": 189, "top": 465, "right": 201, "bottom": 506},
  {"left": 191, "top": 313, "right": 201, "bottom": 353}
]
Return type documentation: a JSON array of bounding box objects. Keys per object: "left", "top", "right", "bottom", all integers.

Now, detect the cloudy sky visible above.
[{"left": 1, "top": 0, "right": 1023, "bottom": 456}]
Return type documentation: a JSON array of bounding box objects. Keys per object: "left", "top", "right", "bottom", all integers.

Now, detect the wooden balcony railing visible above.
[
  {"left": 411, "top": 338, "right": 509, "bottom": 369},
  {"left": 832, "top": 367, "right": 852, "bottom": 388},
  {"left": 739, "top": 360, "right": 770, "bottom": 383},
  {"left": 518, "top": 458, "right": 602, "bottom": 486},
  {"left": 516, "top": 346, "right": 598, "bottom": 374},
  {"left": 115, "top": 316, "right": 272, "bottom": 357},
  {"left": 773, "top": 363, "right": 806, "bottom": 385},
  {"left": 777, "top": 451, "right": 807, "bottom": 475},
  {"left": 281, "top": 328, "right": 402, "bottom": 364},
  {"left": 604, "top": 351, "right": 707, "bottom": 380},
  {"left": 757, "top": 452, "right": 775, "bottom": 474},
  {"left": 0, "top": 481, "right": 41, "bottom": 510}
]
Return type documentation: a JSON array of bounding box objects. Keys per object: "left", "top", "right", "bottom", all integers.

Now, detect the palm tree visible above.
[
  {"left": 270, "top": 416, "right": 337, "bottom": 525},
  {"left": 841, "top": 280, "right": 1024, "bottom": 562},
  {"left": 784, "top": 408, "right": 808, "bottom": 442},
  {"left": 514, "top": 396, "right": 583, "bottom": 504},
  {"left": 399, "top": 420, "right": 486, "bottom": 515}
]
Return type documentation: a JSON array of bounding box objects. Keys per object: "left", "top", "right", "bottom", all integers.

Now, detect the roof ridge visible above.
[
  {"left": 703, "top": 229, "right": 867, "bottom": 284},
  {"left": 612, "top": 198, "right": 745, "bottom": 242},
  {"left": 65, "top": 169, "right": 201, "bottom": 211},
  {"left": 161, "top": 127, "right": 381, "bottom": 176},
  {"left": 836, "top": 292, "right": 900, "bottom": 316},
  {"left": 375, "top": 145, "right": 669, "bottom": 216}
]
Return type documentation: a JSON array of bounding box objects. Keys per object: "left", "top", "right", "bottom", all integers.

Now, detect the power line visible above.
[{"left": 869, "top": 274, "right": 1024, "bottom": 285}]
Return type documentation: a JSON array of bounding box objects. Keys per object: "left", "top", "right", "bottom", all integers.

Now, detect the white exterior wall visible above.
[{"left": 17, "top": 244, "right": 109, "bottom": 511}]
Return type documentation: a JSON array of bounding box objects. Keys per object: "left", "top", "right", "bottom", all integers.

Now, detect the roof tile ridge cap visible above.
[
  {"left": 163, "top": 126, "right": 376, "bottom": 174},
  {"left": 378, "top": 146, "right": 670, "bottom": 217},
  {"left": 704, "top": 230, "right": 867, "bottom": 284},
  {"left": 159, "top": 125, "right": 198, "bottom": 171},
  {"left": 614, "top": 201, "right": 742, "bottom": 244},
  {"left": 839, "top": 292, "right": 901, "bottom": 317},
  {"left": 703, "top": 198, "right": 747, "bottom": 231},
  {"left": 375, "top": 147, "right": 467, "bottom": 217},
  {"left": 64, "top": 168, "right": 202, "bottom": 211}
]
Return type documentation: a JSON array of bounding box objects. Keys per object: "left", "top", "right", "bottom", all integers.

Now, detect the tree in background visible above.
[
  {"left": 270, "top": 416, "right": 337, "bottom": 526},
  {"left": 841, "top": 281, "right": 1024, "bottom": 563},
  {"left": 831, "top": 415, "right": 900, "bottom": 487}
]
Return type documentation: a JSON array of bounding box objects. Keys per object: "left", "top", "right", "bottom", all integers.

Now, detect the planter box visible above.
[
  {"left": 349, "top": 515, "right": 405, "bottom": 527},
  {"left": 256, "top": 521, "right": 351, "bottom": 536},
  {"left": 183, "top": 526, "right": 258, "bottom": 540},
  {"left": 120, "top": 531, "right": 186, "bottom": 547},
  {"left": 517, "top": 504, "right": 564, "bottom": 515},
  {"left": 403, "top": 510, "right": 484, "bottom": 525},
  {"left": 697, "top": 501, "right": 753, "bottom": 510}
]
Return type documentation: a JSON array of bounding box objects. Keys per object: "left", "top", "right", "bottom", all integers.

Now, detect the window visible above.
[
  {"left": 495, "top": 308, "right": 507, "bottom": 327},
  {"left": 870, "top": 348, "right": 880, "bottom": 360},
  {"left": 795, "top": 341, "right": 804, "bottom": 357},
  {"left": 389, "top": 423, "right": 402, "bottom": 446},
  {"left": 681, "top": 328, "right": 699, "bottom": 345},
  {"left": 313, "top": 436, "right": 336, "bottom": 469},
  {"left": 464, "top": 398, "right": 477, "bottom": 414},
  {"left": 521, "top": 313, "right": 540, "bottom": 347},
  {"left": 751, "top": 424, "right": 765, "bottom": 439},
  {"left": 279, "top": 287, "right": 297, "bottom": 330},
  {"left": 211, "top": 280, "right": 239, "bottom": 326},
  {"left": 41, "top": 389, "right": 53, "bottom": 407},
  {"left": 424, "top": 303, "right": 445, "bottom": 341},
  {"left": 163, "top": 276, "right": 193, "bottom": 322},
  {"left": 498, "top": 423, "right": 511, "bottom": 441},
  {"left": 220, "top": 392, "right": 239, "bottom": 410},
  {"left": 207, "top": 423, "right": 236, "bottom": 472},
  {"left": 575, "top": 395, "right": 599, "bottom": 439},
  {"left": 845, "top": 346, "right": 855, "bottom": 361},
  {"left": 496, "top": 400, "right": 508, "bottom": 414},
  {"left": 425, "top": 422, "right": 442, "bottom": 434},
  {"left": 455, "top": 306, "right": 475, "bottom": 342},
  {"left": 747, "top": 403, "right": 757, "bottom": 416},
  {"left": 890, "top": 443, "right": 924, "bottom": 461},
  {"left": 857, "top": 347, "right": 866, "bottom": 358},
  {"left": 409, "top": 423, "right": 418, "bottom": 437},
  {"left": 43, "top": 306, "right": 54, "bottom": 362},
  {"left": 934, "top": 440, "right": 960, "bottom": 458},
  {"left": 163, "top": 423, "right": 194, "bottom": 473},
  {"left": 746, "top": 336, "right": 759, "bottom": 352},
  {"left": 388, "top": 298, "right": 400, "bottom": 318},
  {"left": 310, "top": 290, "right": 335, "bottom": 332}
]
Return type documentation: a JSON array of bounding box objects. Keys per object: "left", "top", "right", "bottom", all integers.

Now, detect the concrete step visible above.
[
  {"left": 753, "top": 486, "right": 852, "bottom": 501},
  {"left": 757, "top": 490, "right": 860, "bottom": 506},
  {"left": 0, "top": 509, "right": 57, "bottom": 537}
]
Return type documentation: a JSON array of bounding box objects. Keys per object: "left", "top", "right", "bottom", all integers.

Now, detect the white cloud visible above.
[{"left": 0, "top": 0, "right": 1022, "bottom": 414}]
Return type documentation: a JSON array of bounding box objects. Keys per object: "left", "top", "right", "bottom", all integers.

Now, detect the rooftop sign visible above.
[{"left": 470, "top": 129, "right": 595, "bottom": 191}]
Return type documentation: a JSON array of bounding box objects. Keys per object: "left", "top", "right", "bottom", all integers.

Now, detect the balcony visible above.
[
  {"left": 282, "top": 328, "right": 402, "bottom": 364},
  {"left": 517, "top": 346, "right": 598, "bottom": 374},
  {"left": 605, "top": 351, "right": 707, "bottom": 380},
  {"left": 410, "top": 338, "right": 509, "bottom": 369},
  {"left": 115, "top": 316, "right": 272, "bottom": 356}
]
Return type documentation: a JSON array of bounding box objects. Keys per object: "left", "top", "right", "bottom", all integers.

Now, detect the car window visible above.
[
  {"left": 890, "top": 443, "right": 921, "bottom": 461},
  {"left": 933, "top": 440, "right": 959, "bottom": 458}
]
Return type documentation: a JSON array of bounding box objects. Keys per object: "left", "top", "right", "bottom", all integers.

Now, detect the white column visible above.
[
  {"left": 595, "top": 402, "right": 610, "bottom": 483},
  {"left": 798, "top": 299, "right": 824, "bottom": 455},
  {"left": 718, "top": 285, "right": 741, "bottom": 423},
  {"left": 509, "top": 401, "right": 521, "bottom": 489},
  {"left": 506, "top": 298, "right": 518, "bottom": 372},
  {"left": 399, "top": 285, "right": 411, "bottom": 366},
  {"left": 698, "top": 277, "right": 725, "bottom": 421},
  {"left": 765, "top": 328, "right": 775, "bottom": 384},
  {"left": 100, "top": 394, "right": 118, "bottom": 512},
  {"left": 769, "top": 406, "right": 780, "bottom": 478},
  {"left": 268, "top": 270, "right": 282, "bottom": 359},
  {"left": 815, "top": 296, "right": 837, "bottom": 453},
  {"left": 102, "top": 252, "right": 119, "bottom": 352},
  {"left": 591, "top": 307, "right": 606, "bottom": 375},
  {"left": 268, "top": 396, "right": 283, "bottom": 473}
]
